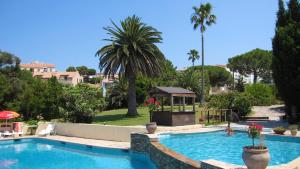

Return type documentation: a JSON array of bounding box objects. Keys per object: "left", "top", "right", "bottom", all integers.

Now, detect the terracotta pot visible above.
[
  {"left": 291, "top": 129, "right": 298, "bottom": 136},
  {"left": 242, "top": 146, "right": 270, "bottom": 169},
  {"left": 146, "top": 122, "right": 157, "bottom": 134}
]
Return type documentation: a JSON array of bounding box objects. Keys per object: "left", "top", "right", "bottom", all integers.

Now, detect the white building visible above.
[{"left": 215, "top": 64, "right": 261, "bottom": 84}]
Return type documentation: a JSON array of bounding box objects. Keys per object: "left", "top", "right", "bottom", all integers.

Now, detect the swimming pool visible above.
[
  {"left": 159, "top": 131, "right": 300, "bottom": 166},
  {"left": 0, "top": 138, "right": 156, "bottom": 169}
]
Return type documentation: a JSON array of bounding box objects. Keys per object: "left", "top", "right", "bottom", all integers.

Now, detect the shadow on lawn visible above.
[{"left": 94, "top": 113, "right": 142, "bottom": 123}]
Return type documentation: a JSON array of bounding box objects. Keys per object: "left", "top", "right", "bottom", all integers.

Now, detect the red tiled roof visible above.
[{"left": 20, "top": 63, "right": 55, "bottom": 68}]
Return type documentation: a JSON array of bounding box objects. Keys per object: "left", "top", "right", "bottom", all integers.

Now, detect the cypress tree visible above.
[{"left": 272, "top": 0, "right": 300, "bottom": 123}]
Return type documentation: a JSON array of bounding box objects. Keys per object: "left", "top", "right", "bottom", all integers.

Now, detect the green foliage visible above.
[
  {"left": 26, "top": 119, "right": 39, "bottom": 126},
  {"left": 245, "top": 83, "right": 275, "bottom": 106},
  {"left": 155, "top": 59, "right": 178, "bottom": 86},
  {"left": 273, "top": 126, "right": 286, "bottom": 135},
  {"left": 272, "top": 0, "right": 300, "bottom": 123},
  {"left": 191, "top": 66, "right": 233, "bottom": 87},
  {"left": 89, "top": 77, "right": 102, "bottom": 84},
  {"left": 0, "top": 50, "right": 20, "bottom": 73},
  {"left": 205, "top": 66, "right": 233, "bottom": 87},
  {"left": 234, "top": 76, "right": 245, "bottom": 92},
  {"left": 60, "top": 84, "right": 106, "bottom": 123},
  {"left": 232, "top": 94, "right": 251, "bottom": 116},
  {"left": 191, "top": 3, "right": 216, "bottom": 33},
  {"left": 187, "top": 49, "right": 200, "bottom": 67},
  {"left": 177, "top": 68, "right": 210, "bottom": 101},
  {"left": 228, "top": 48, "right": 273, "bottom": 83},
  {"left": 207, "top": 93, "right": 235, "bottom": 109},
  {"left": 66, "top": 66, "right": 76, "bottom": 72},
  {"left": 207, "top": 92, "right": 251, "bottom": 116},
  {"left": 106, "top": 78, "right": 128, "bottom": 109}
]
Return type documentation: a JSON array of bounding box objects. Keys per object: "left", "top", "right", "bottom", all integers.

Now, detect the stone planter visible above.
[
  {"left": 242, "top": 146, "right": 270, "bottom": 169},
  {"left": 146, "top": 122, "right": 157, "bottom": 134},
  {"left": 291, "top": 129, "right": 298, "bottom": 136}
]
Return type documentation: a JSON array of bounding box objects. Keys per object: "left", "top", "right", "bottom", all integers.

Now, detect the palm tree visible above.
[
  {"left": 191, "top": 3, "right": 216, "bottom": 104},
  {"left": 187, "top": 49, "right": 200, "bottom": 68},
  {"left": 96, "top": 15, "right": 165, "bottom": 116}
]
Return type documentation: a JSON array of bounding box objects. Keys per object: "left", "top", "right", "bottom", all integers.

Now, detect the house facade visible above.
[
  {"left": 20, "top": 61, "right": 56, "bottom": 73},
  {"left": 21, "top": 61, "right": 83, "bottom": 86},
  {"left": 33, "top": 71, "right": 83, "bottom": 86}
]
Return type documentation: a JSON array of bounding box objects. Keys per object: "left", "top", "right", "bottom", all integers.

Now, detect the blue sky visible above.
[{"left": 0, "top": 0, "right": 278, "bottom": 71}]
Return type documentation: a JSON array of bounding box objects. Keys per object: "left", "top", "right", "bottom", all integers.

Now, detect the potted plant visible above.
[
  {"left": 273, "top": 126, "right": 286, "bottom": 135},
  {"left": 288, "top": 125, "right": 298, "bottom": 136},
  {"left": 144, "top": 98, "right": 160, "bottom": 134},
  {"left": 242, "top": 123, "right": 270, "bottom": 169}
]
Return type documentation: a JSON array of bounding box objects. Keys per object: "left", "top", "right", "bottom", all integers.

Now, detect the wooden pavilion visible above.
[{"left": 149, "top": 87, "right": 196, "bottom": 126}]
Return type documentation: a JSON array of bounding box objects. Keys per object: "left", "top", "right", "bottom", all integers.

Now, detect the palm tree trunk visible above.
[
  {"left": 127, "top": 75, "right": 138, "bottom": 116},
  {"left": 201, "top": 31, "right": 205, "bottom": 104}
]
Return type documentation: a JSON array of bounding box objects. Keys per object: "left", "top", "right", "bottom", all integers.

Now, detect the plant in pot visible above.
[
  {"left": 144, "top": 98, "right": 160, "bottom": 134},
  {"left": 288, "top": 125, "right": 298, "bottom": 136},
  {"left": 242, "top": 123, "right": 270, "bottom": 169},
  {"left": 273, "top": 126, "right": 286, "bottom": 135}
]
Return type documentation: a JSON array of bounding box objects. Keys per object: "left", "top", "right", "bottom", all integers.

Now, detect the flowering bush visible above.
[
  {"left": 144, "top": 98, "right": 160, "bottom": 113},
  {"left": 248, "top": 123, "right": 263, "bottom": 148},
  {"left": 144, "top": 98, "right": 160, "bottom": 122}
]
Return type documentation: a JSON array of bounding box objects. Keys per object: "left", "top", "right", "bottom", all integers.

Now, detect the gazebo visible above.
[{"left": 149, "top": 87, "right": 196, "bottom": 126}]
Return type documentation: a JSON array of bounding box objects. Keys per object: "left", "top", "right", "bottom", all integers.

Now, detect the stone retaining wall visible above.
[
  {"left": 131, "top": 133, "right": 240, "bottom": 169},
  {"left": 131, "top": 133, "right": 201, "bottom": 169}
]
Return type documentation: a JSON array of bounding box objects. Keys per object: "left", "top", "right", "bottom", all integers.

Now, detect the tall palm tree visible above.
[
  {"left": 96, "top": 15, "right": 165, "bottom": 116},
  {"left": 191, "top": 3, "right": 216, "bottom": 104},
  {"left": 188, "top": 49, "right": 200, "bottom": 68}
]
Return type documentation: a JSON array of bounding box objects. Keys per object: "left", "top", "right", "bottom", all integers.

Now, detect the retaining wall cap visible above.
[{"left": 151, "top": 142, "right": 201, "bottom": 168}]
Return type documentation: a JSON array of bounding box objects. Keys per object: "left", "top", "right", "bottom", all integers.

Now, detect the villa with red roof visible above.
[{"left": 20, "top": 61, "right": 83, "bottom": 86}]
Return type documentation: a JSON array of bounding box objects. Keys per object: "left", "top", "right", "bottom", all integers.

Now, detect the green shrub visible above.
[
  {"left": 26, "top": 119, "right": 39, "bottom": 126},
  {"left": 207, "top": 92, "right": 252, "bottom": 117},
  {"left": 232, "top": 94, "right": 251, "bottom": 116},
  {"left": 60, "top": 84, "right": 106, "bottom": 123},
  {"left": 207, "top": 92, "right": 235, "bottom": 109},
  {"left": 245, "top": 83, "right": 275, "bottom": 106},
  {"left": 273, "top": 126, "right": 286, "bottom": 135}
]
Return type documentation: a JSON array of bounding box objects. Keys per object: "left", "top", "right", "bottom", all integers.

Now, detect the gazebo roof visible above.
[{"left": 149, "top": 86, "right": 196, "bottom": 97}]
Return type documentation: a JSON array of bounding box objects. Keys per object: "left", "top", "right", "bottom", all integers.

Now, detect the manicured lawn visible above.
[
  {"left": 94, "top": 107, "right": 150, "bottom": 126},
  {"left": 93, "top": 104, "right": 225, "bottom": 126}
]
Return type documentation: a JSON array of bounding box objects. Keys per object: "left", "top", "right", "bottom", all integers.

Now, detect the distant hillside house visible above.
[
  {"left": 33, "top": 71, "right": 83, "bottom": 86},
  {"left": 21, "top": 61, "right": 83, "bottom": 86},
  {"left": 20, "top": 61, "right": 56, "bottom": 73}
]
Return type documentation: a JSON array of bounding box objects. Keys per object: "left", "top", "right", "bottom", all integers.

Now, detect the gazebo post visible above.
[
  {"left": 192, "top": 97, "right": 195, "bottom": 112},
  {"left": 178, "top": 97, "right": 181, "bottom": 111},
  {"left": 161, "top": 97, "right": 164, "bottom": 111},
  {"left": 170, "top": 95, "right": 173, "bottom": 112},
  {"left": 183, "top": 96, "right": 185, "bottom": 112}
]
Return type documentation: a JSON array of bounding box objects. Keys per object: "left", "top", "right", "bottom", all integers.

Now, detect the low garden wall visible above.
[{"left": 55, "top": 123, "right": 146, "bottom": 142}]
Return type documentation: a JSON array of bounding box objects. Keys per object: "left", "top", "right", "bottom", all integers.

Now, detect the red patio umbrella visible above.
[{"left": 0, "top": 111, "right": 20, "bottom": 129}]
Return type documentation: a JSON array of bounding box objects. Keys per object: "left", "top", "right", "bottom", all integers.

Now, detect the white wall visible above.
[{"left": 54, "top": 123, "right": 147, "bottom": 142}]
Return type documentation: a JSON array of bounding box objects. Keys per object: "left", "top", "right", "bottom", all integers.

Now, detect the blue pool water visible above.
[
  {"left": 0, "top": 138, "right": 156, "bottom": 169},
  {"left": 159, "top": 131, "right": 300, "bottom": 166}
]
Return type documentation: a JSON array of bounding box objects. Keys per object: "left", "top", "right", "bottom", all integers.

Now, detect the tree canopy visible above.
[{"left": 228, "top": 48, "right": 272, "bottom": 83}]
